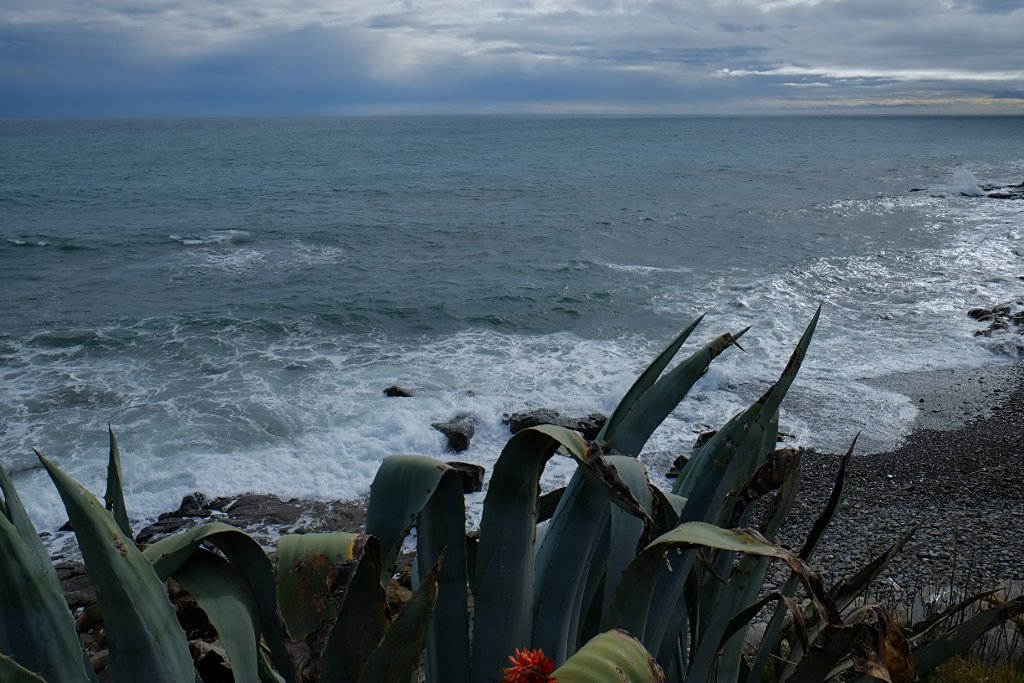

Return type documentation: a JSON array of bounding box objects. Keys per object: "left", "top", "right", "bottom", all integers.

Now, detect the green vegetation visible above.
[
  {"left": 2, "top": 310, "right": 1022, "bottom": 682},
  {"left": 929, "top": 656, "right": 1023, "bottom": 683}
]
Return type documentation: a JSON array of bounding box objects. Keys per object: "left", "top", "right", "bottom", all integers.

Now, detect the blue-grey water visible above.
[{"left": 2, "top": 115, "right": 1022, "bottom": 532}]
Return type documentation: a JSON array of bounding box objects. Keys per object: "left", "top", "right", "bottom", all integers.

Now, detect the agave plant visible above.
[{"left": 3, "top": 310, "right": 1022, "bottom": 683}]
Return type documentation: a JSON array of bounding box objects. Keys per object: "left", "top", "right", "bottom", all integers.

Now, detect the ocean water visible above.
[{"left": 1, "top": 115, "right": 1022, "bottom": 533}]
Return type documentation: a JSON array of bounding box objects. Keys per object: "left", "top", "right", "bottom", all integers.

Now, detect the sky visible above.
[{"left": 2, "top": 0, "right": 1024, "bottom": 118}]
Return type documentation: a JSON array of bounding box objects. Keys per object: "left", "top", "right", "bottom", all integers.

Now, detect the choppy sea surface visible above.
[{"left": 1, "top": 115, "right": 1022, "bottom": 532}]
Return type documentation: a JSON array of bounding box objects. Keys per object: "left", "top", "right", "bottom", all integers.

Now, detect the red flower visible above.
[{"left": 501, "top": 647, "right": 556, "bottom": 683}]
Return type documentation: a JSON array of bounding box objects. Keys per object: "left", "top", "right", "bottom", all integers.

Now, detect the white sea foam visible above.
[
  {"left": 169, "top": 229, "right": 251, "bottom": 246},
  {"left": 948, "top": 168, "right": 985, "bottom": 197}
]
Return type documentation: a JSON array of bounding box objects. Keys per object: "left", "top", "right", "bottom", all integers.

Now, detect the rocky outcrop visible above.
[
  {"left": 431, "top": 413, "right": 477, "bottom": 452},
  {"left": 444, "top": 461, "right": 485, "bottom": 493},
  {"left": 969, "top": 302, "right": 1024, "bottom": 337},
  {"left": 383, "top": 385, "right": 413, "bottom": 397},
  {"left": 134, "top": 492, "right": 366, "bottom": 546},
  {"left": 981, "top": 180, "right": 1024, "bottom": 200},
  {"left": 503, "top": 409, "right": 607, "bottom": 439}
]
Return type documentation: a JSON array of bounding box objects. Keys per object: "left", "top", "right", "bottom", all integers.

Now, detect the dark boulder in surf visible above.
[
  {"left": 445, "top": 460, "right": 485, "bottom": 493},
  {"left": 982, "top": 180, "right": 1024, "bottom": 200},
  {"left": 432, "top": 413, "right": 477, "bottom": 452},
  {"left": 504, "top": 409, "right": 607, "bottom": 440}
]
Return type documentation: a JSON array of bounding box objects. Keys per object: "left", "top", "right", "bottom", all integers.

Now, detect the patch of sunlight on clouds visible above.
[{"left": 719, "top": 65, "right": 1024, "bottom": 82}]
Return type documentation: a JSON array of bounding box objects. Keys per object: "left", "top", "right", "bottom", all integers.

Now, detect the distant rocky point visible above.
[{"left": 979, "top": 180, "right": 1024, "bottom": 200}]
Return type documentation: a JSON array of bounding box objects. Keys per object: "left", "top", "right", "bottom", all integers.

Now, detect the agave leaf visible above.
[
  {"left": 142, "top": 522, "right": 295, "bottom": 683},
  {"left": 1, "top": 464, "right": 93, "bottom": 683},
  {"left": 321, "top": 537, "right": 390, "bottom": 683},
  {"left": 0, "top": 463, "right": 56, "bottom": 579},
  {"left": 356, "top": 558, "right": 441, "bottom": 683},
  {"left": 913, "top": 596, "right": 1024, "bottom": 678},
  {"left": 829, "top": 529, "right": 914, "bottom": 613},
  {"left": 472, "top": 425, "right": 589, "bottom": 683},
  {"left": 603, "top": 329, "right": 748, "bottom": 457},
  {"left": 906, "top": 588, "right": 998, "bottom": 641},
  {"left": 609, "top": 535, "right": 697, "bottom": 652},
  {"left": 365, "top": 455, "right": 458, "bottom": 580},
  {"left": 675, "top": 304, "right": 819, "bottom": 506},
  {"left": 276, "top": 532, "right": 367, "bottom": 641},
  {"left": 781, "top": 622, "right": 867, "bottom": 683},
  {"left": 258, "top": 642, "right": 288, "bottom": 683},
  {"left": 748, "top": 439, "right": 855, "bottom": 683},
  {"left": 601, "top": 457, "right": 655, "bottom": 626},
  {"left": 785, "top": 606, "right": 917, "bottom": 683},
  {"left": 37, "top": 452, "right": 195, "bottom": 683},
  {"left": 0, "top": 509, "right": 97, "bottom": 683},
  {"left": 411, "top": 463, "right": 471, "bottom": 683},
  {"left": 0, "top": 653, "right": 48, "bottom": 683},
  {"left": 649, "top": 488, "right": 684, "bottom": 536},
  {"left": 596, "top": 314, "right": 704, "bottom": 444},
  {"left": 626, "top": 524, "right": 840, "bottom": 641},
  {"left": 537, "top": 487, "right": 565, "bottom": 523},
  {"left": 173, "top": 549, "right": 261, "bottom": 683},
  {"left": 532, "top": 468, "right": 612, "bottom": 665},
  {"left": 694, "top": 449, "right": 804, "bottom": 682},
  {"left": 365, "top": 454, "right": 470, "bottom": 683},
  {"left": 799, "top": 436, "right": 857, "bottom": 561},
  {"left": 552, "top": 629, "right": 667, "bottom": 683},
  {"left": 104, "top": 426, "right": 132, "bottom": 539}
]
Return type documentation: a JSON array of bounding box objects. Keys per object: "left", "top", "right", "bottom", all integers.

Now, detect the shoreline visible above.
[
  {"left": 771, "top": 361, "right": 1024, "bottom": 611},
  {"left": 52, "top": 362, "right": 1024, "bottom": 613}
]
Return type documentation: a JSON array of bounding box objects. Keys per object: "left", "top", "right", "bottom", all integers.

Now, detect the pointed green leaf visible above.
[
  {"left": 357, "top": 558, "right": 441, "bottom": 683},
  {"left": 0, "top": 653, "right": 48, "bottom": 683},
  {"left": 0, "top": 463, "right": 56, "bottom": 579},
  {"left": 142, "top": 521, "right": 295, "bottom": 683},
  {"left": 321, "top": 537, "right": 389, "bottom": 683},
  {"left": 914, "top": 596, "right": 1024, "bottom": 677},
  {"left": 173, "top": 550, "right": 260, "bottom": 683},
  {"left": 532, "top": 468, "right": 611, "bottom": 665},
  {"left": 104, "top": 427, "right": 132, "bottom": 539},
  {"left": 0, "top": 509, "right": 96, "bottom": 683},
  {"left": 412, "top": 465, "right": 470, "bottom": 683},
  {"left": 472, "top": 425, "right": 589, "bottom": 683},
  {"left": 604, "top": 329, "right": 748, "bottom": 457},
  {"left": 37, "top": 452, "right": 195, "bottom": 683},
  {"left": 597, "top": 314, "right": 704, "bottom": 443},
  {"left": 365, "top": 455, "right": 470, "bottom": 683}
]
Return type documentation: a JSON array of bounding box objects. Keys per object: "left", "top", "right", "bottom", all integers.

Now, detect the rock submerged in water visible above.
[
  {"left": 432, "top": 413, "right": 477, "bottom": 452},
  {"left": 503, "top": 409, "right": 607, "bottom": 439},
  {"left": 981, "top": 180, "right": 1024, "bottom": 200},
  {"left": 969, "top": 302, "right": 1024, "bottom": 337},
  {"left": 383, "top": 385, "right": 413, "bottom": 397}
]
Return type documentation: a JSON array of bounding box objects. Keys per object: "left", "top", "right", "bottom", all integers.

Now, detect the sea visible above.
[{"left": 1, "top": 115, "right": 1022, "bottom": 534}]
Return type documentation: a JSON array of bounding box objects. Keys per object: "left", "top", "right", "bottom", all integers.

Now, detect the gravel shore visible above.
[{"left": 769, "top": 362, "right": 1024, "bottom": 617}]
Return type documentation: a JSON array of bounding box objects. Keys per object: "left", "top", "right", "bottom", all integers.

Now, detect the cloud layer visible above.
[{"left": 2, "top": 0, "right": 1023, "bottom": 116}]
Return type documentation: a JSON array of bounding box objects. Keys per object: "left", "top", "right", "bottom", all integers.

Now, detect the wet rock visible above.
[
  {"left": 693, "top": 429, "right": 718, "bottom": 450},
  {"left": 445, "top": 460, "right": 485, "bottom": 493},
  {"left": 383, "top": 385, "right": 413, "bottom": 397},
  {"left": 981, "top": 180, "right": 1024, "bottom": 200},
  {"left": 666, "top": 453, "right": 690, "bottom": 478},
  {"left": 432, "top": 413, "right": 477, "bottom": 452},
  {"left": 504, "top": 409, "right": 607, "bottom": 439},
  {"left": 56, "top": 561, "right": 96, "bottom": 609}
]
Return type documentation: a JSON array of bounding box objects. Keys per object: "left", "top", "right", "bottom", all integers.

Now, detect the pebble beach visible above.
[{"left": 771, "top": 362, "right": 1024, "bottom": 617}]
